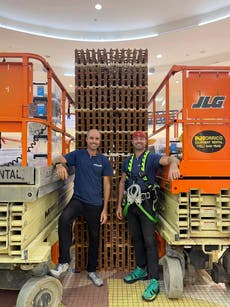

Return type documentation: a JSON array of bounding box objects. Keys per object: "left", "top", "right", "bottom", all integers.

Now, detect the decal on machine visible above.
[
  {"left": 192, "top": 130, "right": 225, "bottom": 153},
  {"left": 191, "top": 96, "right": 226, "bottom": 109},
  {"left": 0, "top": 167, "right": 35, "bottom": 183},
  {"left": 0, "top": 168, "right": 23, "bottom": 180}
]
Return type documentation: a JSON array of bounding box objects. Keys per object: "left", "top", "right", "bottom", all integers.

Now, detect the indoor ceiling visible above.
[{"left": 1, "top": 0, "right": 230, "bottom": 101}]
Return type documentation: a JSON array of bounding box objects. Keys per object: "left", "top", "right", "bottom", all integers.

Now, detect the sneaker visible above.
[
  {"left": 124, "top": 266, "right": 148, "bottom": 284},
  {"left": 88, "top": 272, "right": 104, "bottom": 287},
  {"left": 142, "top": 278, "right": 159, "bottom": 301},
  {"left": 49, "top": 263, "right": 69, "bottom": 278}
]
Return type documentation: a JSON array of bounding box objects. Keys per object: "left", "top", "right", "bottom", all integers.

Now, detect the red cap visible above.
[{"left": 132, "top": 131, "right": 147, "bottom": 139}]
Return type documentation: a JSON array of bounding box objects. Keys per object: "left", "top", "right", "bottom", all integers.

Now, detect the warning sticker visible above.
[{"left": 192, "top": 130, "right": 225, "bottom": 153}]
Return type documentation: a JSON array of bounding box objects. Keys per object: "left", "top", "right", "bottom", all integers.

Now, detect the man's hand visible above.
[
  {"left": 116, "top": 204, "right": 123, "bottom": 220},
  {"left": 168, "top": 162, "right": 180, "bottom": 180},
  {"left": 160, "top": 156, "right": 181, "bottom": 180},
  {"left": 100, "top": 209, "right": 108, "bottom": 225},
  {"left": 55, "top": 164, "right": 68, "bottom": 180}
]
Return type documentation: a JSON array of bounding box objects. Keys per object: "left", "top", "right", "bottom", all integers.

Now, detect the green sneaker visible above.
[
  {"left": 124, "top": 266, "right": 147, "bottom": 284},
  {"left": 142, "top": 278, "right": 159, "bottom": 301}
]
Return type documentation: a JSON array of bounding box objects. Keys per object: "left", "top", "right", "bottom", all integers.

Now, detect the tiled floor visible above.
[
  {"left": 0, "top": 268, "right": 229, "bottom": 306},
  {"left": 61, "top": 269, "right": 230, "bottom": 307}
]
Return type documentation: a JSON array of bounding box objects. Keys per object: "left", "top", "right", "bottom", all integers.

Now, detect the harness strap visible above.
[
  {"left": 122, "top": 183, "right": 159, "bottom": 223},
  {"left": 123, "top": 201, "right": 158, "bottom": 223},
  {"left": 123, "top": 151, "right": 159, "bottom": 222},
  {"left": 126, "top": 150, "right": 150, "bottom": 186}
]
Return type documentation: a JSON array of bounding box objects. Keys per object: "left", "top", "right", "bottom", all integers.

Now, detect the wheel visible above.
[
  {"left": 225, "top": 283, "right": 230, "bottom": 290},
  {"left": 163, "top": 255, "right": 184, "bottom": 298},
  {"left": 16, "top": 276, "right": 63, "bottom": 307},
  {"left": 211, "top": 262, "right": 226, "bottom": 283}
]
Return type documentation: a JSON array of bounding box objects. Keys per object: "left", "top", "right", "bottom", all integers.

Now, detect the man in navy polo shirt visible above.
[
  {"left": 50, "top": 129, "right": 113, "bottom": 286},
  {"left": 116, "top": 130, "right": 180, "bottom": 301}
]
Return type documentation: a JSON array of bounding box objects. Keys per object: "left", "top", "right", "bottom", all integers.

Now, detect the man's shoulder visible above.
[
  {"left": 97, "top": 153, "right": 111, "bottom": 165},
  {"left": 147, "top": 151, "right": 161, "bottom": 159},
  {"left": 66, "top": 149, "right": 87, "bottom": 160},
  {"left": 122, "top": 154, "right": 133, "bottom": 168},
  {"left": 97, "top": 152, "right": 108, "bottom": 157},
  {"left": 146, "top": 151, "right": 162, "bottom": 168},
  {"left": 75, "top": 149, "right": 87, "bottom": 156},
  {"left": 96, "top": 153, "right": 113, "bottom": 174},
  {"left": 125, "top": 154, "right": 134, "bottom": 160}
]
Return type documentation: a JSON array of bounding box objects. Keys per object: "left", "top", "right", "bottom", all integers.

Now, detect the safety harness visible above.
[{"left": 122, "top": 151, "right": 159, "bottom": 223}]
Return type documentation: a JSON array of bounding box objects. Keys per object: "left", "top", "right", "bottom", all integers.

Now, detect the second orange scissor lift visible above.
[{"left": 149, "top": 65, "right": 230, "bottom": 297}]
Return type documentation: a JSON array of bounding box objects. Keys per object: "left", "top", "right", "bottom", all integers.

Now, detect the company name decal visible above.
[
  {"left": 192, "top": 130, "right": 225, "bottom": 153},
  {"left": 192, "top": 96, "right": 226, "bottom": 109},
  {"left": 0, "top": 168, "right": 22, "bottom": 180}
]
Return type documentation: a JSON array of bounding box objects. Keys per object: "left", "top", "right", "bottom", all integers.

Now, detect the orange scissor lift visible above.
[
  {"left": 0, "top": 53, "right": 74, "bottom": 306},
  {"left": 149, "top": 65, "right": 230, "bottom": 298}
]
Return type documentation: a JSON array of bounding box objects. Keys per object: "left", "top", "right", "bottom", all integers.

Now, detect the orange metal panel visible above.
[
  {"left": 181, "top": 70, "right": 230, "bottom": 177},
  {"left": 183, "top": 124, "right": 229, "bottom": 160},
  {"left": 180, "top": 160, "right": 230, "bottom": 177},
  {"left": 0, "top": 62, "right": 33, "bottom": 119},
  {"left": 183, "top": 71, "right": 230, "bottom": 120},
  {"left": 0, "top": 122, "right": 21, "bottom": 132},
  {"left": 0, "top": 53, "right": 74, "bottom": 166},
  {"left": 160, "top": 158, "right": 230, "bottom": 179},
  {"left": 181, "top": 123, "right": 230, "bottom": 176},
  {"left": 149, "top": 65, "right": 230, "bottom": 181},
  {"left": 160, "top": 178, "right": 230, "bottom": 194},
  {"left": 51, "top": 241, "right": 59, "bottom": 264}
]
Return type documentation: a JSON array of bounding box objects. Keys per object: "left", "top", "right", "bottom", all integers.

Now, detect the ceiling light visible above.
[
  {"left": 95, "top": 3, "right": 102, "bottom": 10},
  {"left": 0, "top": 23, "right": 159, "bottom": 42},
  {"left": 198, "top": 14, "right": 230, "bottom": 26},
  {"left": 0, "top": 5, "right": 229, "bottom": 42},
  {"left": 156, "top": 54, "right": 162, "bottom": 59},
  {"left": 64, "top": 73, "right": 74, "bottom": 77}
]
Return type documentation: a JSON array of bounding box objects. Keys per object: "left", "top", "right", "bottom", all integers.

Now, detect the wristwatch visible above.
[{"left": 54, "top": 162, "right": 62, "bottom": 167}]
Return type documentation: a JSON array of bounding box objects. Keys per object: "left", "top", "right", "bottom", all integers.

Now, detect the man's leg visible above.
[
  {"left": 50, "top": 199, "right": 83, "bottom": 278},
  {"left": 127, "top": 206, "right": 147, "bottom": 268},
  {"left": 84, "top": 204, "right": 103, "bottom": 286},
  {"left": 84, "top": 204, "right": 102, "bottom": 272},
  {"left": 58, "top": 199, "right": 83, "bottom": 263},
  {"left": 139, "top": 200, "right": 159, "bottom": 280},
  {"left": 139, "top": 200, "right": 160, "bottom": 301},
  {"left": 124, "top": 206, "right": 148, "bottom": 283}
]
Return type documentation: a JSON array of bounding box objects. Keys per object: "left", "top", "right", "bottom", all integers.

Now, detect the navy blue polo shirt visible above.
[
  {"left": 65, "top": 149, "right": 113, "bottom": 206},
  {"left": 122, "top": 151, "right": 162, "bottom": 192}
]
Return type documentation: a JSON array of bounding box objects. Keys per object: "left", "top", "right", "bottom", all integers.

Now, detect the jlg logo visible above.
[{"left": 192, "top": 96, "right": 226, "bottom": 109}]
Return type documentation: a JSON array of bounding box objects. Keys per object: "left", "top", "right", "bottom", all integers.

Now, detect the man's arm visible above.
[
  {"left": 100, "top": 176, "right": 111, "bottom": 225},
  {"left": 159, "top": 156, "right": 180, "bottom": 180},
  {"left": 116, "top": 172, "right": 126, "bottom": 220},
  {"left": 52, "top": 155, "right": 68, "bottom": 180}
]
